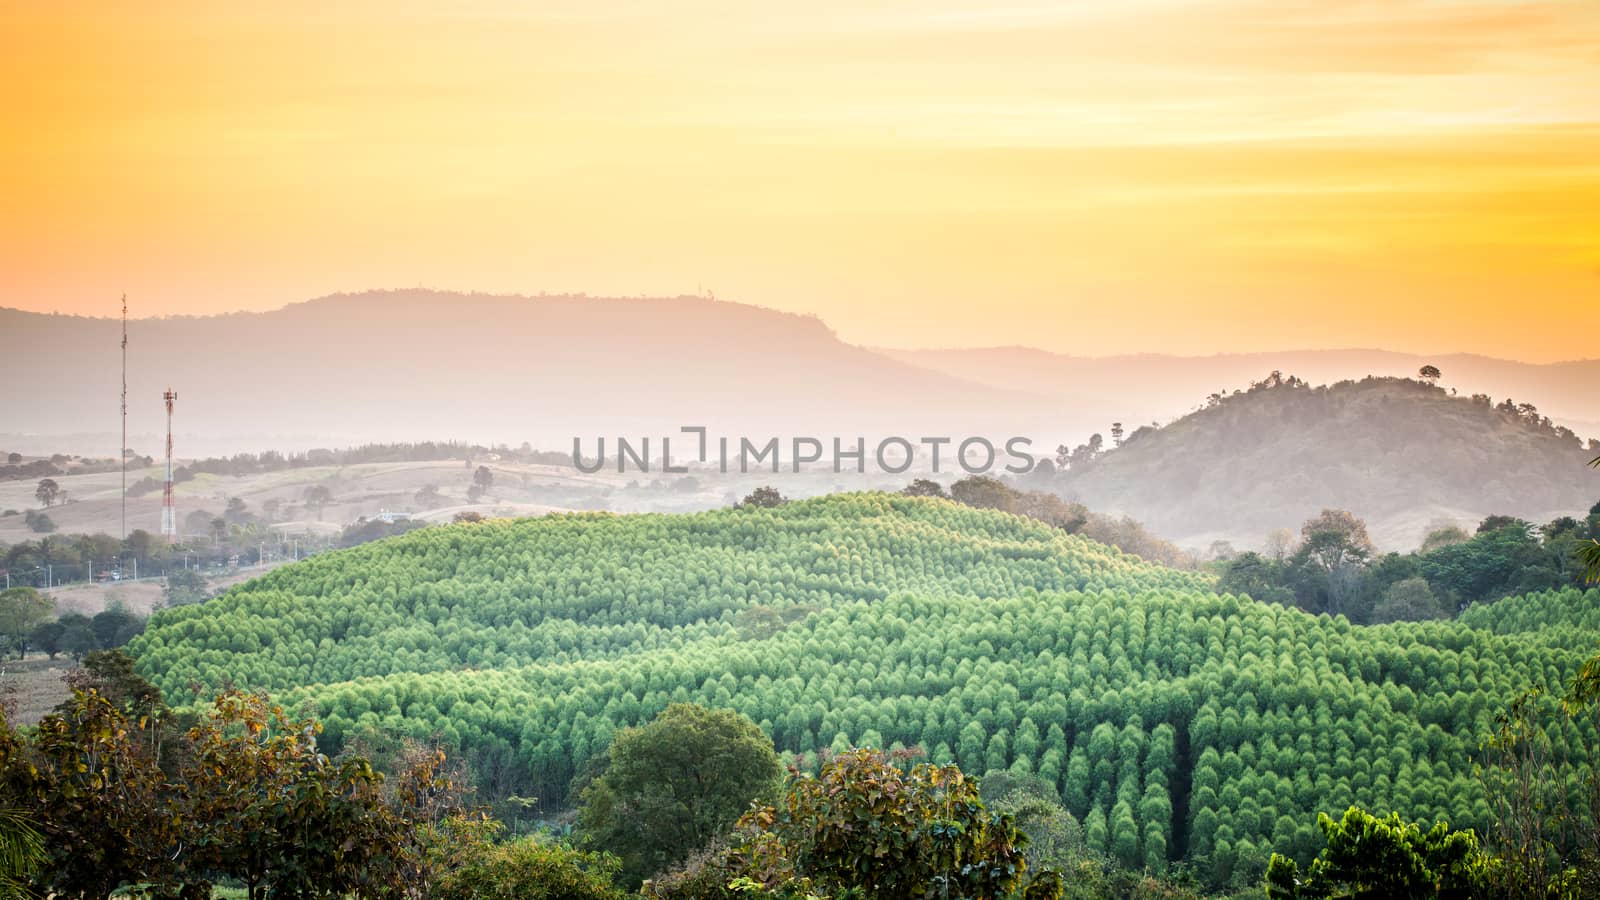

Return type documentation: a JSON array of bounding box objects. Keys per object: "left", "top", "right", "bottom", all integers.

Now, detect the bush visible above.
[
  {"left": 1266, "top": 806, "right": 1492, "bottom": 899},
  {"left": 433, "top": 838, "right": 626, "bottom": 900},
  {"left": 640, "top": 840, "right": 740, "bottom": 900},
  {"left": 733, "top": 748, "right": 1046, "bottom": 900}
]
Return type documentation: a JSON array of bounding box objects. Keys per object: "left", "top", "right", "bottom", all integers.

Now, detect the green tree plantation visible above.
[{"left": 125, "top": 494, "right": 1600, "bottom": 890}]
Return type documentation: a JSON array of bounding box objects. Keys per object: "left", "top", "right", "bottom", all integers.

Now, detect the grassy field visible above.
[
  {"left": 0, "top": 655, "right": 75, "bottom": 726},
  {"left": 0, "top": 455, "right": 908, "bottom": 544},
  {"left": 36, "top": 564, "right": 295, "bottom": 617}
]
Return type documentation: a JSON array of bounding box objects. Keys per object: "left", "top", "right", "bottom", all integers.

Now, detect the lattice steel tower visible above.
[{"left": 161, "top": 388, "right": 178, "bottom": 542}]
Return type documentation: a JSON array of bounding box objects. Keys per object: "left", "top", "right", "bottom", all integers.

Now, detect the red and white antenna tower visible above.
[{"left": 161, "top": 388, "right": 178, "bottom": 542}]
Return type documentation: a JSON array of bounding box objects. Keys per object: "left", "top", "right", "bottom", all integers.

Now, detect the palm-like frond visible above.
[{"left": 0, "top": 807, "right": 43, "bottom": 900}]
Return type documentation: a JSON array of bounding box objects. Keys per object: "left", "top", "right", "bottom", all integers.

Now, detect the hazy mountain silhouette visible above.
[
  {"left": 881, "top": 346, "right": 1600, "bottom": 437},
  {"left": 1, "top": 291, "right": 1055, "bottom": 455},
  {"left": 5, "top": 290, "right": 1596, "bottom": 491}
]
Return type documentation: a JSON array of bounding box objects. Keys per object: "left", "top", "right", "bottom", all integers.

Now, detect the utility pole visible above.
[{"left": 121, "top": 294, "right": 128, "bottom": 543}]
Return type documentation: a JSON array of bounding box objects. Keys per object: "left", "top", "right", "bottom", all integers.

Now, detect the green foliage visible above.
[
  {"left": 432, "top": 837, "right": 626, "bottom": 900},
  {"left": 32, "top": 480, "right": 59, "bottom": 508},
  {"left": 180, "top": 690, "right": 413, "bottom": 898},
  {"left": 124, "top": 494, "right": 1600, "bottom": 887},
  {"left": 733, "top": 748, "right": 1042, "bottom": 900},
  {"left": 0, "top": 806, "right": 43, "bottom": 900},
  {"left": 92, "top": 603, "right": 145, "bottom": 649},
  {"left": 577, "top": 703, "right": 782, "bottom": 887},
  {"left": 1214, "top": 553, "right": 1295, "bottom": 608},
  {"left": 1058, "top": 374, "right": 1597, "bottom": 544},
  {"left": 63, "top": 649, "right": 168, "bottom": 727},
  {"left": 25, "top": 621, "right": 62, "bottom": 660},
  {"left": 951, "top": 476, "right": 1017, "bottom": 512},
  {"left": 3, "top": 689, "right": 179, "bottom": 897},
  {"left": 739, "top": 487, "right": 787, "bottom": 509},
  {"left": 1265, "top": 806, "right": 1492, "bottom": 899},
  {"left": 639, "top": 841, "right": 741, "bottom": 900},
  {"left": 339, "top": 517, "right": 429, "bottom": 549},
  {"left": 164, "top": 568, "right": 210, "bottom": 607},
  {"left": 57, "top": 613, "right": 96, "bottom": 661},
  {"left": 1373, "top": 578, "right": 1447, "bottom": 624},
  {"left": 1420, "top": 522, "right": 1562, "bottom": 605},
  {"left": 1218, "top": 504, "right": 1595, "bottom": 621},
  {"left": 0, "top": 588, "right": 51, "bottom": 658},
  {"left": 1581, "top": 455, "right": 1600, "bottom": 584},
  {"left": 0, "top": 683, "right": 488, "bottom": 899}
]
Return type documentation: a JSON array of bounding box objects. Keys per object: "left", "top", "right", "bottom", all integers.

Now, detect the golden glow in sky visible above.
[{"left": 2, "top": 1, "right": 1598, "bottom": 359}]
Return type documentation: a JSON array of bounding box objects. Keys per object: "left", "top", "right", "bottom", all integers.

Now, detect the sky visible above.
[{"left": 2, "top": 0, "right": 1598, "bottom": 361}]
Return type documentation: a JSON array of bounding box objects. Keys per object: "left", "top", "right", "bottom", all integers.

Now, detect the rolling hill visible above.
[
  {"left": 1051, "top": 376, "right": 1598, "bottom": 550},
  {"left": 129, "top": 493, "right": 1600, "bottom": 887}
]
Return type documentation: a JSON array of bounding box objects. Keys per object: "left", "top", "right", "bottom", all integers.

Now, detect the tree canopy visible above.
[{"left": 577, "top": 703, "right": 781, "bottom": 887}]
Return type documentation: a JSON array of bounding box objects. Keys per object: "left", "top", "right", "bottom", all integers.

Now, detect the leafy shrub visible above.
[{"left": 433, "top": 837, "right": 626, "bottom": 900}]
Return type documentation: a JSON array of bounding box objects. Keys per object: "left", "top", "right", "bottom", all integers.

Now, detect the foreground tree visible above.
[
  {"left": 578, "top": 704, "right": 781, "bottom": 887},
  {"left": 733, "top": 748, "right": 1050, "bottom": 900},
  {"left": 181, "top": 690, "right": 409, "bottom": 899},
  {"left": 1266, "top": 806, "right": 1491, "bottom": 899},
  {"left": 2, "top": 690, "right": 178, "bottom": 897}
]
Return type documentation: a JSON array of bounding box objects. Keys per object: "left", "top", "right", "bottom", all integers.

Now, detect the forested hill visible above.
[
  {"left": 1056, "top": 375, "right": 1597, "bottom": 550},
  {"left": 130, "top": 494, "right": 1600, "bottom": 890},
  {"left": 131, "top": 493, "right": 1207, "bottom": 694}
]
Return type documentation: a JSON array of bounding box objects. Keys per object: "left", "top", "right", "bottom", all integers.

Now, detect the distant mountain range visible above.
[
  {"left": 9, "top": 290, "right": 1595, "bottom": 459},
  {"left": 3, "top": 290, "right": 1055, "bottom": 455},
  {"left": 4, "top": 290, "right": 1596, "bottom": 549},
  {"left": 880, "top": 346, "right": 1600, "bottom": 439}
]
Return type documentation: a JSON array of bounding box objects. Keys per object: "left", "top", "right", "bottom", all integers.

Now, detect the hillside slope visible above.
[
  {"left": 130, "top": 494, "right": 1600, "bottom": 884},
  {"left": 1054, "top": 376, "right": 1596, "bottom": 550}
]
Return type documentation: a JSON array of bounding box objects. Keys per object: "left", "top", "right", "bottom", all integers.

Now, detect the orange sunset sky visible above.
[{"left": 2, "top": 1, "right": 1597, "bottom": 361}]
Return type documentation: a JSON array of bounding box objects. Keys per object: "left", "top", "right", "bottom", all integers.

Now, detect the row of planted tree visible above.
[{"left": 3, "top": 652, "right": 1598, "bottom": 899}]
